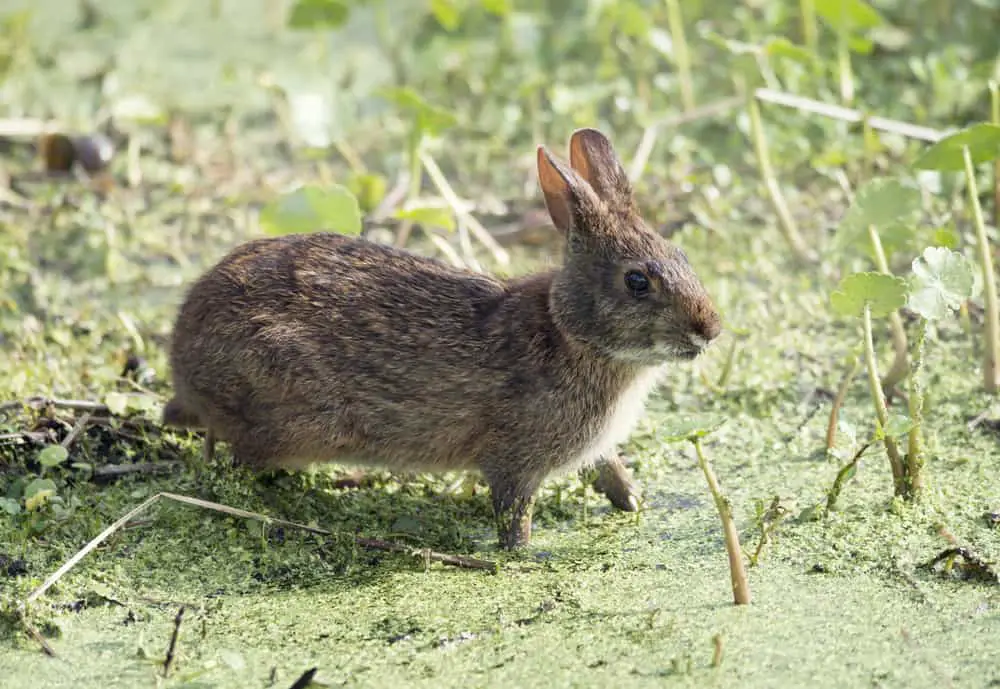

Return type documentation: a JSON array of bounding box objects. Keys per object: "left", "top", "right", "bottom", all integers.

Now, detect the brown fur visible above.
[{"left": 163, "top": 128, "right": 722, "bottom": 548}]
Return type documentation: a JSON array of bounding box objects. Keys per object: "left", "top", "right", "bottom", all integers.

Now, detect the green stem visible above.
[
  {"left": 800, "top": 0, "right": 818, "bottom": 53},
  {"left": 836, "top": 15, "right": 854, "bottom": 105},
  {"left": 693, "top": 437, "right": 751, "bottom": 605},
  {"left": 963, "top": 145, "right": 1000, "bottom": 393},
  {"left": 862, "top": 304, "right": 906, "bottom": 495},
  {"left": 715, "top": 337, "right": 739, "bottom": 389},
  {"left": 394, "top": 134, "right": 424, "bottom": 248},
  {"left": 990, "top": 81, "right": 1000, "bottom": 236},
  {"left": 665, "top": 0, "right": 695, "bottom": 112},
  {"left": 867, "top": 224, "right": 910, "bottom": 390},
  {"left": 906, "top": 320, "right": 927, "bottom": 496},
  {"left": 746, "top": 94, "right": 816, "bottom": 264},
  {"left": 826, "top": 353, "right": 862, "bottom": 451}
]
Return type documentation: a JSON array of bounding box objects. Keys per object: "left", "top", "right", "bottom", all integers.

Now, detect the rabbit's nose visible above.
[{"left": 692, "top": 309, "right": 722, "bottom": 345}]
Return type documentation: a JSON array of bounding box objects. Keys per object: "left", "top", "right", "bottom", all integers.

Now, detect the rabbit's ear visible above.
[
  {"left": 537, "top": 145, "right": 599, "bottom": 235},
  {"left": 568, "top": 128, "right": 634, "bottom": 209}
]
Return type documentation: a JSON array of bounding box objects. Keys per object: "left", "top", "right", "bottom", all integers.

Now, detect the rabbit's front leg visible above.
[
  {"left": 589, "top": 454, "right": 641, "bottom": 512},
  {"left": 486, "top": 468, "right": 541, "bottom": 549}
]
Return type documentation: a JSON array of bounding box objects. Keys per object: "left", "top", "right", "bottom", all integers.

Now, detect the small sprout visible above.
[
  {"left": 907, "top": 247, "right": 978, "bottom": 321},
  {"left": 830, "top": 272, "right": 908, "bottom": 318},
  {"left": 24, "top": 478, "right": 58, "bottom": 512},
  {"left": 260, "top": 184, "right": 362, "bottom": 237}
]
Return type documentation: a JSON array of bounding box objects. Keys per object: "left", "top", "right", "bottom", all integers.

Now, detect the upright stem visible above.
[
  {"left": 665, "top": 0, "right": 695, "bottom": 112},
  {"left": 800, "top": 0, "right": 818, "bottom": 53},
  {"left": 990, "top": 81, "right": 1000, "bottom": 235},
  {"left": 963, "top": 145, "right": 1000, "bottom": 393},
  {"left": 693, "top": 438, "right": 751, "bottom": 606},
  {"left": 862, "top": 304, "right": 906, "bottom": 495},
  {"left": 867, "top": 225, "right": 910, "bottom": 389},
  {"left": 394, "top": 134, "right": 424, "bottom": 248},
  {"left": 906, "top": 320, "right": 928, "bottom": 496},
  {"left": 836, "top": 23, "right": 854, "bottom": 105},
  {"left": 747, "top": 95, "right": 815, "bottom": 264},
  {"left": 826, "top": 354, "right": 862, "bottom": 451}
]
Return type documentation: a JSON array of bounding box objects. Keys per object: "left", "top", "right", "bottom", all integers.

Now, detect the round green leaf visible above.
[
  {"left": 913, "top": 124, "right": 1000, "bottom": 171},
  {"left": 838, "top": 178, "right": 922, "bottom": 237},
  {"left": 0, "top": 497, "right": 20, "bottom": 516},
  {"left": 104, "top": 391, "right": 130, "bottom": 416},
  {"left": 37, "top": 444, "right": 69, "bottom": 468},
  {"left": 660, "top": 417, "right": 727, "bottom": 443},
  {"left": 430, "top": 0, "right": 461, "bottom": 31},
  {"left": 907, "top": 247, "right": 977, "bottom": 321},
  {"left": 830, "top": 272, "right": 908, "bottom": 318},
  {"left": 260, "top": 184, "right": 362, "bottom": 237}
]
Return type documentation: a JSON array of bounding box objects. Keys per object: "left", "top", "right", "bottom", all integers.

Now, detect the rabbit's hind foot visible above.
[{"left": 589, "top": 455, "right": 642, "bottom": 512}]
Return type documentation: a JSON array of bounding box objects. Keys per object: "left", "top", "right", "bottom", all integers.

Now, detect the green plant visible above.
[
  {"left": 903, "top": 246, "right": 978, "bottom": 493},
  {"left": 914, "top": 123, "right": 1000, "bottom": 393},
  {"left": 662, "top": 419, "right": 750, "bottom": 606},
  {"left": 814, "top": 0, "right": 884, "bottom": 105},
  {"left": 830, "top": 271, "right": 910, "bottom": 497},
  {"left": 834, "top": 178, "right": 923, "bottom": 391}
]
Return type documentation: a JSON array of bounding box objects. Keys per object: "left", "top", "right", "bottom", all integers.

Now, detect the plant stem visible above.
[
  {"left": 394, "top": 134, "right": 424, "bottom": 248},
  {"left": 862, "top": 304, "right": 906, "bottom": 495},
  {"left": 962, "top": 145, "right": 1000, "bottom": 393},
  {"left": 665, "top": 0, "right": 695, "bottom": 112},
  {"left": 715, "top": 337, "right": 739, "bottom": 389},
  {"left": 746, "top": 94, "right": 816, "bottom": 264},
  {"left": 826, "top": 354, "right": 862, "bottom": 451},
  {"left": 835, "top": 10, "right": 854, "bottom": 105},
  {"left": 800, "top": 0, "right": 818, "bottom": 53},
  {"left": 867, "top": 225, "right": 910, "bottom": 390},
  {"left": 692, "top": 437, "right": 751, "bottom": 605},
  {"left": 906, "top": 320, "right": 928, "bottom": 496},
  {"left": 990, "top": 81, "right": 1000, "bottom": 235}
]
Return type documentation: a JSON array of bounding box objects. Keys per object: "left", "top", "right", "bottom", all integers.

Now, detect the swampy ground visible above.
[{"left": 1, "top": 1, "right": 999, "bottom": 687}]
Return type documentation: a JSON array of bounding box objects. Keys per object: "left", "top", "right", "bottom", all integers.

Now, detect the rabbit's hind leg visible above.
[{"left": 590, "top": 454, "right": 641, "bottom": 512}]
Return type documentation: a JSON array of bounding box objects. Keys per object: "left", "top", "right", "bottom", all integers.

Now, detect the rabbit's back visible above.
[{"left": 168, "top": 233, "right": 601, "bottom": 472}]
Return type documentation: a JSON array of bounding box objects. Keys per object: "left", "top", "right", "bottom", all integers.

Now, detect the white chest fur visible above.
[{"left": 571, "top": 364, "right": 667, "bottom": 471}]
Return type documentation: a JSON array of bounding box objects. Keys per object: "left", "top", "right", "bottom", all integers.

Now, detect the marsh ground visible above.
[{"left": 1, "top": 1, "right": 999, "bottom": 687}]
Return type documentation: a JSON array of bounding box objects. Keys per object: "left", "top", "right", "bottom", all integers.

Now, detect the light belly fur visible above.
[{"left": 568, "top": 364, "right": 667, "bottom": 472}]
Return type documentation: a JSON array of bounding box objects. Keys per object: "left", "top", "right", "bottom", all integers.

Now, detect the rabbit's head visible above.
[{"left": 539, "top": 128, "right": 721, "bottom": 365}]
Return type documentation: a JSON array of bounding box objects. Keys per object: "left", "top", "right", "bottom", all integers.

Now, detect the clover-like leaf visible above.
[
  {"left": 260, "top": 184, "right": 362, "bottom": 237},
  {"left": 830, "top": 272, "right": 908, "bottom": 318},
  {"left": 913, "top": 124, "right": 1000, "bottom": 172},
  {"left": 660, "top": 416, "right": 727, "bottom": 443},
  {"left": 838, "top": 178, "right": 922, "bottom": 238},
  {"left": 37, "top": 444, "right": 69, "bottom": 468},
  {"left": 429, "top": 0, "right": 461, "bottom": 30},
  {"left": 907, "top": 247, "right": 977, "bottom": 321}
]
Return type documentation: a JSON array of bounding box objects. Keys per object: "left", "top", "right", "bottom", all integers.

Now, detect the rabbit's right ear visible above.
[{"left": 537, "top": 145, "right": 599, "bottom": 236}]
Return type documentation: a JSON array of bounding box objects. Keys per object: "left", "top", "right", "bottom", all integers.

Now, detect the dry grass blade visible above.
[
  {"left": 754, "top": 89, "right": 947, "bottom": 142},
  {"left": 418, "top": 150, "right": 510, "bottom": 267},
  {"left": 25, "top": 491, "right": 498, "bottom": 627},
  {"left": 0, "top": 397, "right": 112, "bottom": 416}
]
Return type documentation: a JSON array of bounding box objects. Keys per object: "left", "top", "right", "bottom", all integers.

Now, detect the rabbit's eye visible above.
[{"left": 624, "top": 270, "right": 651, "bottom": 297}]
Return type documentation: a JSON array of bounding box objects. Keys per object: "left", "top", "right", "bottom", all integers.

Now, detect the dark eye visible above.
[{"left": 624, "top": 270, "right": 650, "bottom": 297}]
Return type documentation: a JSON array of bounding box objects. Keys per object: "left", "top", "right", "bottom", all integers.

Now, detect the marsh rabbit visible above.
[{"left": 163, "top": 128, "right": 722, "bottom": 548}]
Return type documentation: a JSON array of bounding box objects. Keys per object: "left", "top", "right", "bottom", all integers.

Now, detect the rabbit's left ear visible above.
[
  {"left": 537, "top": 144, "right": 601, "bottom": 237},
  {"left": 568, "top": 128, "right": 635, "bottom": 211}
]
